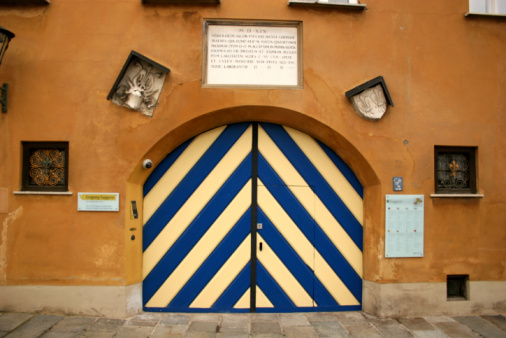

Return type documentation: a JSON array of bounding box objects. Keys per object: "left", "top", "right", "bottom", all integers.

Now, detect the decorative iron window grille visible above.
[
  {"left": 434, "top": 146, "right": 476, "bottom": 194},
  {"left": 22, "top": 142, "right": 69, "bottom": 192}
]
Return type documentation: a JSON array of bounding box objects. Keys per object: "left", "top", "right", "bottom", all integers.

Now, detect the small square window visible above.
[
  {"left": 21, "top": 142, "right": 69, "bottom": 192},
  {"left": 434, "top": 146, "right": 477, "bottom": 194},
  {"left": 447, "top": 275, "right": 469, "bottom": 300}
]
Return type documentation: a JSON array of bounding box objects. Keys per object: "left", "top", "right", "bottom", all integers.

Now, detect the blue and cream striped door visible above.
[{"left": 142, "top": 122, "right": 363, "bottom": 312}]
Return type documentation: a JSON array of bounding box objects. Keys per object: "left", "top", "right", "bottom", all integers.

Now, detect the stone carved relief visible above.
[
  {"left": 350, "top": 84, "right": 387, "bottom": 121},
  {"left": 111, "top": 57, "right": 167, "bottom": 117}
]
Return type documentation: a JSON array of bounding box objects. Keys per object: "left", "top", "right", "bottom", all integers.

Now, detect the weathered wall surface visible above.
[{"left": 0, "top": 0, "right": 504, "bottom": 310}]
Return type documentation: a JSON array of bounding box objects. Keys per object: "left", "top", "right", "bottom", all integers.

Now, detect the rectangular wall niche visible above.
[
  {"left": 202, "top": 20, "right": 303, "bottom": 89},
  {"left": 447, "top": 275, "right": 469, "bottom": 300},
  {"left": 108, "top": 51, "right": 170, "bottom": 117}
]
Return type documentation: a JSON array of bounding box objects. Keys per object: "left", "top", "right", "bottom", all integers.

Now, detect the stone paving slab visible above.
[
  {"left": 161, "top": 313, "right": 191, "bottom": 326},
  {"left": 311, "top": 320, "right": 348, "bottom": 337},
  {"left": 278, "top": 313, "right": 310, "bottom": 327},
  {"left": 250, "top": 321, "right": 281, "bottom": 335},
  {"left": 306, "top": 312, "right": 338, "bottom": 322},
  {"left": 186, "top": 332, "right": 217, "bottom": 338},
  {"left": 283, "top": 325, "right": 317, "bottom": 338},
  {"left": 250, "top": 313, "right": 278, "bottom": 323},
  {"left": 433, "top": 321, "right": 479, "bottom": 337},
  {"left": 482, "top": 315, "right": 506, "bottom": 331},
  {"left": 0, "top": 311, "right": 505, "bottom": 337},
  {"left": 398, "top": 317, "right": 438, "bottom": 332},
  {"left": 368, "top": 317, "right": 413, "bottom": 337},
  {"left": 455, "top": 315, "right": 506, "bottom": 338},
  {"left": 40, "top": 316, "right": 96, "bottom": 337},
  {"left": 336, "top": 312, "right": 369, "bottom": 326},
  {"left": 0, "top": 313, "right": 34, "bottom": 332},
  {"left": 189, "top": 321, "right": 220, "bottom": 333},
  {"left": 45, "top": 316, "right": 96, "bottom": 333},
  {"left": 150, "top": 325, "right": 180, "bottom": 338},
  {"left": 346, "top": 324, "right": 382, "bottom": 337},
  {"left": 4, "top": 315, "right": 62, "bottom": 338},
  {"left": 423, "top": 316, "right": 458, "bottom": 324}
]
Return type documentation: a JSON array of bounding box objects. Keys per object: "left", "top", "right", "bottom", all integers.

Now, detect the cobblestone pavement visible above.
[{"left": 0, "top": 311, "right": 505, "bottom": 337}]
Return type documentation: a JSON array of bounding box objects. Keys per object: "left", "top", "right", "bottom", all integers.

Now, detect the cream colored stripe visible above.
[
  {"left": 258, "top": 181, "right": 359, "bottom": 305},
  {"left": 258, "top": 126, "right": 307, "bottom": 186},
  {"left": 258, "top": 183, "right": 315, "bottom": 268},
  {"left": 257, "top": 233, "right": 313, "bottom": 307},
  {"left": 143, "top": 126, "right": 252, "bottom": 278},
  {"left": 145, "top": 182, "right": 252, "bottom": 308},
  {"left": 190, "top": 234, "right": 251, "bottom": 308},
  {"left": 284, "top": 126, "right": 363, "bottom": 225},
  {"left": 143, "top": 126, "right": 226, "bottom": 224},
  {"left": 234, "top": 288, "right": 250, "bottom": 309},
  {"left": 314, "top": 199, "right": 362, "bottom": 277},
  {"left": 256, "top": 286, "right": 274, "bottom": 308},
  {"left": 315, "top": 254, "right": 359, "bottom": 306},
  {"left": 258, "top": 128, "right": 363, "bottom": 277},
  {"left": 233, "top": 286, "right": 274, "bottom": 309}
]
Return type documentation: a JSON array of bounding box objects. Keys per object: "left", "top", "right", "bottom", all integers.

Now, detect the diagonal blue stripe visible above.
[
  {"left": 316, "top": 139, "right": 363, "bottom": 198},
  {"left": 167, "top": 210, "right": 251, "bottom": 309},
  {"left": 256, "top": 261, "right": 296, "bottom": 310},
  {"left": 258, "top": 154, "right": 362, "bottom": 302},
  {"left": 258, "top": 209, "right": 339, "bottom": 308},
  {"left": 143, "top": 123, "right": 251, "bottom": 251},
  {"left": 143, "top": 155, "right": 252, "bottom": 305},
  {"left": 257, "top": 260, "right": 296, "bottom": 311},
  {"left": 260, "top": 123, "right": 363, "bottom": 251},
  {"left": 143, "top": 138, "right": 193, "bottom": 197},
  {"left": 211, "top": 262, "right": 251, "bottom": 311}
]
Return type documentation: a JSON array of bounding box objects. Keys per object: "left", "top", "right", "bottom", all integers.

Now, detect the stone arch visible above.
[{"left": 125, "top": 106, "right": 381, "bottom": 310}]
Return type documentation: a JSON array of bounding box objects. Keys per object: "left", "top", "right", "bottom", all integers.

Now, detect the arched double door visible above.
[{"left": 142, "top": 123, "right": 363, "bottom": 312}]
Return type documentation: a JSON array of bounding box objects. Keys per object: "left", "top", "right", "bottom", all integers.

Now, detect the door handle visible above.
[{"left": 259, "top": 242, "right": 263, "bottom": 251}]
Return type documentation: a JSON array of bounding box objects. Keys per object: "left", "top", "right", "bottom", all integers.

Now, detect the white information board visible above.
[
  {"left": 203, "top": 21, "right": 302, "bottom": 87},
  {"left": 385, "top": 195, "right": 424, "bottom": 258},
  {"left": 78, "top": 193, "right": 119, "bottom": 212}
]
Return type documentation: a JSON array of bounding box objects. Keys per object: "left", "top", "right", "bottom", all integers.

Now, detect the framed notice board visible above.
[{"left": 385, "top": 195, "right": 424, "bottom": 258}]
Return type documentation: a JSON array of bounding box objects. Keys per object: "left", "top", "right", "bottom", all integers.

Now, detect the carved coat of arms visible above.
[
  {"left": 350, "top": 84, "right": 387, "bottom": 121},
  {"left": 108, "top": 51, "right": 170, "bottom": 117}
]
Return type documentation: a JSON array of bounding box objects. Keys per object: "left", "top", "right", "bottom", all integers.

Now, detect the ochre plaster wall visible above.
[{"left": 0, "top": 0, "right": 504, "bottom": 291}]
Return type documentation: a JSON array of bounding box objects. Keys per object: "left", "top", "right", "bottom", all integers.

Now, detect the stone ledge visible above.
[
  {"left": 430, "top": 193, "right": 484, "bottom": 198},
  {"left": 13, "top": 191, "right": 73, "bottom": 196},
  {"left": 288, "top": 0, "right": 366, "bottom": 10},
  {"left": 465, "top": 12, "right": 506, "bottom": 17},
  {"left": 0, "top": 0, "right": 49, "bottom": 5},
  {"left": 142, "top": 0, "right": 220, "bottom": 4}
]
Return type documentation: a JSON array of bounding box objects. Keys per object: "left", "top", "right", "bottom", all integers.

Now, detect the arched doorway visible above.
[{"left": 142, "top": 122, "right": 363, "bottom": 313}]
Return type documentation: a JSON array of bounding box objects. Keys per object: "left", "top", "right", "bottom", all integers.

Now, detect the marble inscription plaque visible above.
[{"left": 204, "top": 21, "right": 301, "bottom": 87}]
